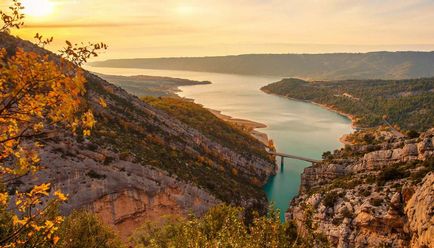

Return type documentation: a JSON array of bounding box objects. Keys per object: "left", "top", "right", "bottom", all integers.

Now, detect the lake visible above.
[{"left": 86, "top": 66, "right": 353, "bottom": 220}]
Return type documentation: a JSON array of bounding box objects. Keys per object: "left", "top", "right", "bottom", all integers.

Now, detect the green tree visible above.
[{"left": 56, "top": 211, "right": 124, "bottom": 248}]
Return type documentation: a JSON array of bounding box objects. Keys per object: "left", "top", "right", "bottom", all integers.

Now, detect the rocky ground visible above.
[{"left": 287, "top": 128, "right": 434, "bottom": 248}]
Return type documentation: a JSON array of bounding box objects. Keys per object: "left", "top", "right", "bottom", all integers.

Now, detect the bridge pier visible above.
[{"left": 280, "top": 156, "right": 284, "bottom": 172}]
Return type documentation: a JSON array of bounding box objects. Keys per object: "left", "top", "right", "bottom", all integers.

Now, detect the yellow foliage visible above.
[
  {"left": 54, "top": 191, "right": 68, "bottom": 201},
  {"left": 0, "top": 47, "right": 92, "bottom": 247},
  {"left": 1, "top": 2, "right": 108, "bottom": 246},
  {"left": 99, "top": 97, "right": 108, "bottom": 108},
  {"left": 0, "top": 48, "right": 90, "bottom": 176},
  {"left": 0, "top": 192, "right": 8, "bottom": 205}
]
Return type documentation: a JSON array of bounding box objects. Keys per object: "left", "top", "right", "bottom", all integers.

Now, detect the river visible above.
[{"left": 86, "top": 66, "right": 353, "bottom": 220}]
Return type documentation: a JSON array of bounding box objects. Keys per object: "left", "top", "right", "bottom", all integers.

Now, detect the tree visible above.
[
  {"left": 0, "top": 45, "right": 91, "bottom": 248},
  {"left": 0, "top": 0, "right": 24, "bottom": 33},
  {"left": 0, "top": 1, "right": 106, "bottom": 246},
  {"left": 322, "top": 151, "right": 332, "bottom": 160}
]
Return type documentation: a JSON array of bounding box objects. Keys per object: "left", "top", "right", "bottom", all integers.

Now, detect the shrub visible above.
[
  {"left": 377, "top": 166, "right": 409, "bottom": 185},
  {"left": 322, "top": 151, "right": 333, "bottom": 160},
  {"left": 370, "top": 198, "right": 383, "bottom": 207},
  {"left": 130, "top": 204, "right": 299, "bottom": 248},
  {"left": 86, "top": 170, "right": 106, "bottom": 180},
  {"left": 363, "top": 134, "right": 375, "bottom": 144},
  {"left": 406, "top": 130, "right": 420, "bottom": 139},
  {"left": 332, "top": 218, "right": 343, "bottom": 226},
  {"left": 119, "top": 152, "right": 130, "bottom": 161},
  {"left": 104, "top": 156, "right": 115, "bottom": 165},
  {"left": 87, "top": 143, "right": 99, "bottom": 151},
  {"left": 323, "top": 192, "right": 338, "bottom": 208},
  {"left": 359, "top": 188, "right": 371, "bottom": 197},
  {"left": 411, "top": 168, "right": 430, "bottom": 183},
  {"left": 57, "top": 211, "right": 124, "bottom": 248},
  {"left": 341, "top": 207, "right": 353, "bottom": 219}
]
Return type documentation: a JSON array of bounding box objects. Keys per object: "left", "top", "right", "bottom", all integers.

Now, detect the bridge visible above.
[{"left": 268, "top": 152, "right": 321, "bottom": 165}]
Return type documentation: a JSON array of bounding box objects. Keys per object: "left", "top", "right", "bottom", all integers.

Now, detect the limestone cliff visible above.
[{"left": 287, "top": 128, "right": 434, "bottom": 248}]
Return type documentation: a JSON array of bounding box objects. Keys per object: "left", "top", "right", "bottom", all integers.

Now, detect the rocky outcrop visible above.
[
  {"left": 287, "top": 129, "right": 434, "bottom": 247},
  {"left": 405, "top": 173, "right": 434, "bottom": 248},
  {"left": 15, "top": 138, "right": 220, "bottom": 238}
]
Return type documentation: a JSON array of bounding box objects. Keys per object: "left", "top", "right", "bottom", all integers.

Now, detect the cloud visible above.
[
  {"left": 10, "top": 0, "right": 434, "bottom": 58},
  {"left": 23, "top": 23, "right": 139, "bottom": 28}
]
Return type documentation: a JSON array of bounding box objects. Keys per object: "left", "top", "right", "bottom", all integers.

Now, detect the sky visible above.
[{"left": 4, "top": 0, "right": 434, "bottom": 60}]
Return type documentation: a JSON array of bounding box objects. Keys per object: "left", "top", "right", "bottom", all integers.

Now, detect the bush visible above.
[
  {"left": 377, "top": 166, "right": 409, "bottom": 185},
  {"left": 57, "top": 211, "right": 124, "bottom": 248},
  {"left": 119, "top": 152, "right": 130, "bottom": 161},
  {"left": 363, "top": 134, "right": 375, "bottom": 144},
  {"left": 341, "top": 207, "right": 353, "bottom": 219},
  {"left": 87, "top": 143, "right": 99, "bottom": 151},
  {"left": 406, "top": 130, "right": 420, "bottom": 139},
  {"left": 323, "top": 192, "right": 339, "bottom": 208},
  {"left": 322, "top": 151, "right": 333, "bottom": 160},
  {"left": 130, "top": 204, "right": 299, "bottom": 248},
  {"left": 332, "top": 218, "right": 343, "bottom": 226},
  {"left": 370, "top": 198, "right": 383, "bottom": 207},
  {"left": 104, "top": 156, "right": 115, "bottom": 165},
  {"left": 86, "top": 169, "right": 106, "bottom": 180},
  {"left": 359, "top": 188, "right": 371, "bottom": 197}
]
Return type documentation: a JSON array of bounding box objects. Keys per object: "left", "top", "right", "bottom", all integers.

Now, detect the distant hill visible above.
[
  {"left": 93, "top": 73, "right": 210, "bottom": 97},
  {"left": 90, "top": 52, "right": 434, "bottom": 80},
  {"left": 262, "top": 78, "right": 434, "bottom": 131}
]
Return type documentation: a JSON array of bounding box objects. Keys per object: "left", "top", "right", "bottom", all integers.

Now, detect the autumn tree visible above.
[
  {"left": 0, "top": 0, "right": 107, "bottom": 246},
  {"left": 0, "top": 0, "right": 24, "bottom": 33}
]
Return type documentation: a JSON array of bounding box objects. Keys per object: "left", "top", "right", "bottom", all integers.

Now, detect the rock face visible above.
[
  {"left": 19, "top": 138, "right": 220, "bottom": 238},
  {"left": 1, "top": 33, "right": 276, "bottom": 238},
  {"left": 405, "top": 174, "right": 434, "bottom": 248},
  {"left": 287, "top": 129, "right": 434, "bottom": 248}
]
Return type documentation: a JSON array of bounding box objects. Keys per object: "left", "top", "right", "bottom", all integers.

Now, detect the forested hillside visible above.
[
  {"left": 143, "top": 97, "right": 269, "bottom": 158},
  {"left": 94, "top": 73, "right": 210, "bottom": 97},
  {"left": 91, "top": 52, "right": 434, "bottom": 80},
  {"left": 262, "top": 78, "right": 434, "bottom": 131}
]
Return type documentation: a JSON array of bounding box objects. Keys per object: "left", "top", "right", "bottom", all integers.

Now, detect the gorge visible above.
[{"left": 88, "top": 66, "right": 354, "bottom": 220}]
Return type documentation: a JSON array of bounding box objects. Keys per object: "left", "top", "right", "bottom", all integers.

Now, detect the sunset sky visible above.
[{"left": 5, "top": 0, "right": 434, "bottom": 60}]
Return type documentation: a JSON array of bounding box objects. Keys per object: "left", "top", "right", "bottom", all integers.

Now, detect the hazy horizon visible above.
[
  {"left": 4, "top": 0, "right": 434, "bottom": 60},
  {"left": 92, "top": 49, "right": 434, "bottom": 61}
]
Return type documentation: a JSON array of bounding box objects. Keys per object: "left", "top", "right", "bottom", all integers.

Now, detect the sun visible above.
[
  {"left": 22, "top": 0, "right": 54, "bottom": 17},
  {"left": 175, "top": 4, "right": 195, "bottom": 16}
]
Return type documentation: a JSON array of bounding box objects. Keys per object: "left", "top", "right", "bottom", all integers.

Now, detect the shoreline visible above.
[
  {"left": 309, "top": 102, "right": 356, "bottom": 146},
  {"left": 261, "top": 89, "right": 356, "bottom": 145},
  {"left": 207, "top": 109, "right": 271, "bottom": 146},
  {"left": 176, "top": 91, "right": 272, "bottom": 147}
]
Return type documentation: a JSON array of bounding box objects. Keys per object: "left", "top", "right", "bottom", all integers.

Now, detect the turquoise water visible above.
[{"left": 86, "top": 66, "right": 353, "bottom": 221}]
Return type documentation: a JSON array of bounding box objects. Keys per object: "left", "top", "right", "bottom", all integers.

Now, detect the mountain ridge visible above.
[{"left": 90, "top": 51, "right": 434, "bottom": 80}]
